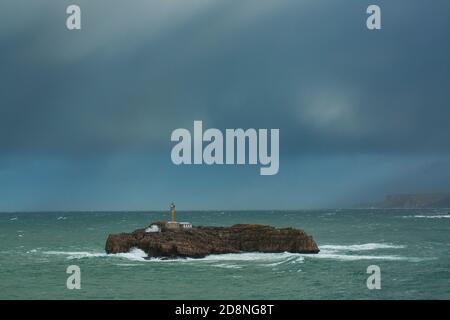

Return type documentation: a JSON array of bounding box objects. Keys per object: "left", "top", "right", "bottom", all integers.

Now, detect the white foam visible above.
[
  {"left": 113, "top": 248, "right": 148, "bottom": 261},
  {"left": 408, "top": 215, "right": 450, "bottom": 219},
  {"left": 42, "top": 248, "right": 156, "bottom": 262},
  {"left": 36, "top": 242, "right": 428, "bottom": 265},
  {"left": 192, "top": 252, "right": 306, "bottom": 269},
  {"left": 211, "top": 263, "right": 243, "bottom": 269},
  {"left": 199, "top": 252, "right": 304, "bottom": 263},
  {"left": 308, "top": 252, "right": 426, "bottom": 262},
  {"left": 304, "top": 242, "right": 430, "bottom": 262},
  {"left": 44, "top": 250, "right": 107, "bottom": 259},
  {"left": 264, "top": 256, "right": 304, "bottom": 267},
  {"left": 319, "top": 243, "right": 405, "bottom": 251}
]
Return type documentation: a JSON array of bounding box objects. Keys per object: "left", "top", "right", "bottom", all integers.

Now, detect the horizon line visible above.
[{"left": 1, "top": 207, "right": 445, "bottom": 214}]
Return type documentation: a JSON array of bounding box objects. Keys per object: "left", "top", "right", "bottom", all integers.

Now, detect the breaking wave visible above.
[
  {"left": 403, "top": 215, "right": 450, "bottom": 219},
  {"left": 42, "top": 248, "right": 148, "bottom": 261},
  {"left": 200, "top": 252, "right": 304, "bottom": 262},
  {"left": 34, "top": 242, "right": 428, "bottom": 264},
  {"left": 311, "top": 252, "right": 424, "bottom": 262},
  {"left": 211, "top": 263, "right": 243, "bottom": 269},
  {"left": 193, "top": 252, "right": 305, "bottom": 269},
  {"left": 319, "top": 243, "right": 405, "bottom": 251},
  {"left": 312, "top": 242, "right": 429, "bottom": 262},
  {"left": 38, "top": 249, "right": 306, "bottom": 265}
]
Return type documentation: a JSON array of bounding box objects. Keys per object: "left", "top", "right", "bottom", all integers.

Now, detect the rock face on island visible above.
[{"left": 105, "top": 223, "right": 320, "bottom": 258}]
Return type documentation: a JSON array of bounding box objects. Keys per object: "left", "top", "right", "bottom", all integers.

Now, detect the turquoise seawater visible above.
[{"left": 0, "top": 210, "right": 449, "bottom": 299}]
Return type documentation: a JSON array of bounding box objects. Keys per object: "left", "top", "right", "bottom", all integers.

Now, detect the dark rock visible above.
[{"left": 105, "top": 223, "right": 320, "bottom": 258}]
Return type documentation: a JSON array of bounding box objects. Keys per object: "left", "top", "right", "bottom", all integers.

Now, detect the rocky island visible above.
[
  {"left": 105, "top": 204, "right": 319, "bottom": 258},
  {"left": 105, "top": 222, "right": 319, "bottom": 258}
]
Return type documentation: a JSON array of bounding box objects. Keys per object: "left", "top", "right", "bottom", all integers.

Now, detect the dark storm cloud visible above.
[
  {"left": 1, "top": 0, "right": 450, "bottom": 157},
  {"left": 1, "top": 1, "right": 450, "bottom": 211}
]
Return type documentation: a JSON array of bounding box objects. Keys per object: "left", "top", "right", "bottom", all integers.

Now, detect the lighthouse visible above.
[
  {"left": 169, "top": 202, "right": 176, "bottom": 223},
  {"left": 167, "top": 202, "right": 178, "bottom": 229},
  {"left": 166, "top": 202, "right": 192, "bottom": 230}
]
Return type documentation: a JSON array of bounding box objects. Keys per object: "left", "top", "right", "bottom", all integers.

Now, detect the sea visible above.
[{"left": 1, "top": 209, "right": 449, "bottom": 299}]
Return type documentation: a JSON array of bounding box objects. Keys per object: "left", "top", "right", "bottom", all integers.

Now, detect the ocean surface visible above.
[{"left": 1, "top": 209, "right": 449, "bottom": 300}]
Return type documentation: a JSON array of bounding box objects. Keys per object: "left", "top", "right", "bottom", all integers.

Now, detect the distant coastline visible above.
[{"left": 373, "top": 193, "right": 450, "bottom": 209}]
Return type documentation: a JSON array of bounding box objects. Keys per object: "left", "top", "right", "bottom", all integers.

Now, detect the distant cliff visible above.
[
  {"left": 378, "top": 193, "right": 450, "bottom": 208},
  {"left": 105, "top": 223, "right": 319, "bottom": 258}
]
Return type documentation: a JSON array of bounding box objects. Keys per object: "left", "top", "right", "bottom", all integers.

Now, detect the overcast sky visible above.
[{"left": 1, "top": 0, "right": 450, "bottom": 211}]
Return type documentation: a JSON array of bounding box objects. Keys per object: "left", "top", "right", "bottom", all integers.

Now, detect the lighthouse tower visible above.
[
  {"left": 169, "top": 202, "right": 176, "bottom": 223},
  {"left": 166, "top": 202, "right": 192, "bottom": 230},
  {"left": 167, "top": 202, "right": 178, "bottom": 229}
]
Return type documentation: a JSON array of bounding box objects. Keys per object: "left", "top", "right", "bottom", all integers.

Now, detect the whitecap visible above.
[
  {"left": 199, "top": 252, "right": 304, "bottom": 263},
  {"left": 42, "top": 248, "right": 149, "bottom": 261},
  {"left": 38, "top": 245, "right": 429, "bottom": 265},
  {"left": 112, "top": 248, "right": 148, "bottom": 261},
  {"left": 319, "top": 243, "right": 405, "bottom": 251},
  {"left": 305, "top": 252, "right": 425, "bottom": 262},
  {"left": 211, "top": 263, "right": 242, "bottom": 269},
  {"left": 408, "top": 215, "right": 450, "bottom": 219},
  {"left": 43, "top": 250, "right": 107, "bottom": 259},
  {"left": 305, "top": 242, "right": 431, "bottom": 262}
]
